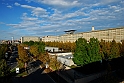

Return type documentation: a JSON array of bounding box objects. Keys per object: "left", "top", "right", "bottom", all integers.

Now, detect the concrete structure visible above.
[
  {"left": 42, "top": 27, "right": 124, "bottom": 43},
  {"left": 21, "top": 36, "right": 40, "bottom": 43},
  {"left": 48, "top": 52, "right": 73, "bottom": 56},
  {"left": 45, "top": 47, "right": 59, "bottom": 52},
  {"left": 48, "top": 52, "right": 74, "bottom": 66},
  {"left": 57, "top": 55, "right": 74, "bottom": 66}
]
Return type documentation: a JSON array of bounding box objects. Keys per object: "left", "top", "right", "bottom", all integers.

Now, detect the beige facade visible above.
[
  {"left": 82, "top": 27, "right": 124, "bottom": 42},
  {"left": 42, "top": 27, "right": 124, "bottom": 43},
  {"left": 21, "top": 36, "right": 40, "bottom": 43},
  {"left": 58, "top": 33, "right": 83, "bottom": 42},
  {"left": 42, "top": 36, "right": 58, "bottom": 42}
]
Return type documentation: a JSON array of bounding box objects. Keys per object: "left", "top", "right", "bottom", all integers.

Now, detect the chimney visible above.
[{"left": 92, "top": 26, "right": 94, "bottom": 31}]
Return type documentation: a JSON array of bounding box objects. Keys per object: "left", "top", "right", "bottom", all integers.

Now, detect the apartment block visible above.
[
  {"left": 42, "top": 27, "right": 124, "bottom": 43},
  {"left": 42, "top": 36, "right": 58, "bottom": 42},
  {"left": 21, "top": 36, "right": 40, "bottom": 43}
]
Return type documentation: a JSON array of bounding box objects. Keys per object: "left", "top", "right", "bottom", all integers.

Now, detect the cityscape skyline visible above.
[{"left": 0, "top": 0, "right": 124, "bottom": 40}]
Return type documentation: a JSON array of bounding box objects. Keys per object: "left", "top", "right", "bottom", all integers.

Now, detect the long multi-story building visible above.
[
  {"left": 42, "top": 36, "right": 58, "bottom": 42},
  {"left": 21, "top": 36, "right": 40, "bottom": 43},
  {"left": 82, "top": 27, "right": 124, "bottom": 42},
  {"left": 42, "top": 27, "right": 124, "bottom": 43}
]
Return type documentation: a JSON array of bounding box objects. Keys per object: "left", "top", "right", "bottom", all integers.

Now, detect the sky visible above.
[{"left": 0, "top": 0, "right": 124, "bottom": 40}]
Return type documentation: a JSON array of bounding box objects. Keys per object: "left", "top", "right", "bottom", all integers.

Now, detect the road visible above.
[
  {"left": 9, "top": 46, "right": 56, "bottom": 83},
  {"left": 7, "top": 46, "right": 18, "bottom": 70}
]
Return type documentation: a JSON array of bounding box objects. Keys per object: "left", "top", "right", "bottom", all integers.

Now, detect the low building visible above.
[
  {"left": 48, "top": 52, "right": 73, "bottom": 56},
  {"left": 21, "top": 36, "right": 40, "bottom": 43},
  {"left": 48, "top": 52, "right": 74, "bottom": 66},
  {"left": 57, "top": 55, "right": 74, "bottom": 66},
  {"left": 45, "top": 47, "right": 59, "bottom": 52}
]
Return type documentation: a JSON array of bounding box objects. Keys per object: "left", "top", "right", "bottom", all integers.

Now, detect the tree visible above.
[
  {"left": 73, "top": 38, "right": 90, "bottom": 66},
  {"left": 117, "top": 42, "right": 122, "bottom": 56},
  {"left": 89, "top": 37, "right": 102, "bottom": 62},
  {"left": 38, "top": 42, "right": 45, "bottom": 53},
  {"left": 30, "top": 45, "right": 39, "bottom": 58},
  {"left": 18, "top": 45, "right": 30, "bottom": 64},
  {"left": 120, "top": 40, "right": 124, "bottom": 56},
  {"left": 100, "top": 40, "right": 111, "bottom": 60},
  {"left": 0, "top": 44, "right": 8, "bottom": 59},
  {"left": 39, "top": 52, "right": 50, "bottom": 64},
  {"left": 49, "top": 55, "right": 60, "bottom": 71},
  {"left": 23, "top": 41, "right": 34, "bottom": 46},
  {"left": 0, "top": 59, "right": 10, "bottom": 77},
  {"left": 109, "top": 40, "right": 120, "bottom": 59}
]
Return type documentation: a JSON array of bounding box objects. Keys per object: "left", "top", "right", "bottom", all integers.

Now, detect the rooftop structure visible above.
[{"left": 64, "top": 30, "right": 76, "bottom": 34}]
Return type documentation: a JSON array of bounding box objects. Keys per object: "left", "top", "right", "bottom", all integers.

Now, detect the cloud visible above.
[
  {"left": 31, "top": 7, "right": 48, "bottom": 17},
  {"left": 26, "top": 0, "right": 81, "bottom": 8},
  {"left": 14, "top": 2, "right": 48, "bottom": 17},
  {"left": 14, "top": 2, "right": 20, "bottom": 6},
  {"left": 21, "top": 4, "right": 35, "bottom": 9},
  {"left": 42, "top": 0, "right": 80, "bottom": 7},
  {"left": 21, "top": 14, "right": 38, "bottom": 21},
  {"left": 44, "top": 30, "right": 55, "bottom": 32},
  {"left": 21, "top": 17, "right": 38, "bottom": 21},
  {"left": 7, "top": 5, "right": 12, "bottom": 8},
  {"left": 7, "top": 21, "right": 38, "bottom": 29},
  {"left": 100, "top": 0, "right": 122, "bottom": 5}
]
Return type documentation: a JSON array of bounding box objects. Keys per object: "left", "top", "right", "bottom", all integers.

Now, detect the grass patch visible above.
[{"left": 16, "top": 71, "right": 27, "bottom": 77}]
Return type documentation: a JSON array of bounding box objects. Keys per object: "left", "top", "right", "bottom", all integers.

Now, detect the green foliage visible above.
[
  {"left": 23, "top": 41, "right": 45, "bottom": 53},
  {"left": 23, "top": 41, "right": 34, "bottom": 46},
  {"left": 120, "top": 40, "right": 124, "bottom": 56},
  {"left": 89, "top": 37, "right": 102, "bottom": 62},
  {"left": 0, "top": 44, "right": 8, "bottom": 59},
  {"left": 49, "top": 56, "right": 60, "bottom": 71},
  {"left": 109, "top": 40, "right": 120, "bottom": 59},
  {"left": 38, "top": 42, "right": 45, "bottom": 53},
  {"left": 18, "top": 45, "right": 30, "bottom": 63},
  {"left": 0, "top": 59, "right": 10, "bottom": 77},
  {"left": 0, "top": 44, "right": 10, "bottom": 78},
  {"left": 73, "top": 38, "right": 90, "bottom": 66},
  {"left": 100, "top": 40, "right": 111, "bottom": 60},
  {"left": 30, "top": 44, "right": 39, "bottom": 58},
  {"left": 45, "top": 41, "right": 75, "bottom": 52},
  {"left": 73, "top": 38, "right": 102, "bottom": 66}
]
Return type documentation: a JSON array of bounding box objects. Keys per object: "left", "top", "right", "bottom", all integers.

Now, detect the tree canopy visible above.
[{"left": 73, "top": 37, "right": 102, "bottom": 66}]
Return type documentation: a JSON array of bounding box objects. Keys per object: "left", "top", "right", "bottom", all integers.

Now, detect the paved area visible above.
[{"left": 12, "top": 68, "right": 56, "bottom": 83}]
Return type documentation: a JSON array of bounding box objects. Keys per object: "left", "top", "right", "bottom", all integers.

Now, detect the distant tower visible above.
[
  {"left": 12, "top": 37, "right": 13, "bottom": 42},
  {"left": 12, "top": 37, "right": 14, "bottom": 44},
  {"left": 21, "top": 37, "right": 23, "bottom": 43},
  {"left": 92, "top": 26, "right": 95, "bottom": 31}
]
